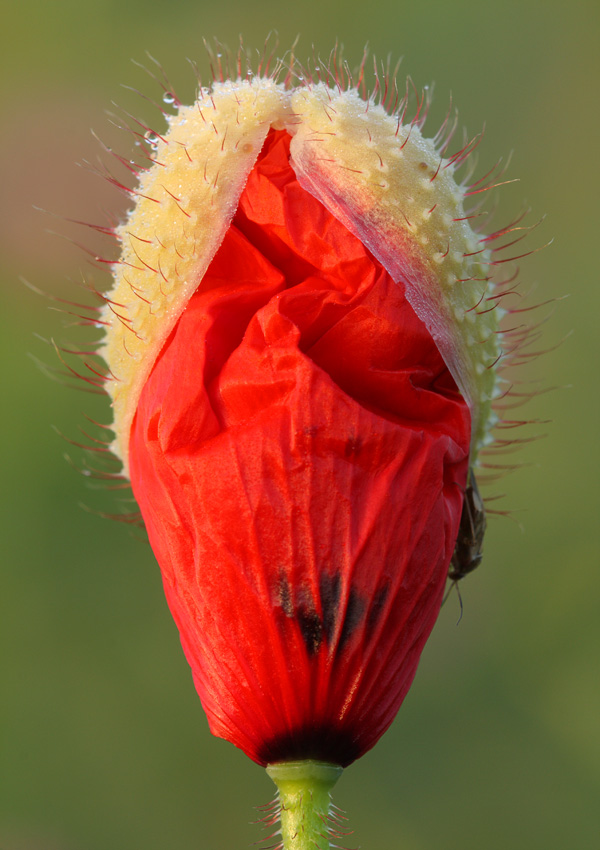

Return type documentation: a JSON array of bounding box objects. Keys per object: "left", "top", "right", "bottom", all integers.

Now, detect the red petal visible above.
[{"left": 129, "top": 130, "right": 471, "bottom": 766}]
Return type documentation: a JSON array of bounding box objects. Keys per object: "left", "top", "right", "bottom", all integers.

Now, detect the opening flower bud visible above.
[{"left": 100, "top": 66, "right": 503, "bottom": 769}]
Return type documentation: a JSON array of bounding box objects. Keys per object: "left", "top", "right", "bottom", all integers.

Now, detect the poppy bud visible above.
[{"left": 99, "top": 56, "right": 508, "bottom": 844}]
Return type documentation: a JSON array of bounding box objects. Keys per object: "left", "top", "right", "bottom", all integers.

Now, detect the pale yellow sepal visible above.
[
  {"left": 102, "top": 77, "right": 501, "bottom": 475},
  {"left": 289, "top": 84, "right": 499, "bottom": 457},
  {"left": 101, "top": 79, "right": 289, "bottom": 473}
]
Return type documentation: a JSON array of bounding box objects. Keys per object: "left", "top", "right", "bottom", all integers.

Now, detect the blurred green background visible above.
[{"left": 1, "top": 1, "right": 598, "bottom": 848}]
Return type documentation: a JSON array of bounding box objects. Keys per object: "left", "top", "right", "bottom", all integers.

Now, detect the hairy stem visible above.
[{"left": 266, "top": 760, "right": 343, "bottom": 850}]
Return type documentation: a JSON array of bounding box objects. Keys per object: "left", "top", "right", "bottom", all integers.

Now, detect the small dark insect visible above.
[
  {"left": 445, "top": 469, "right": 487, "bottom": 616},
  {"left": 450, "top": 469, "right": 486, "bottom": 581}
]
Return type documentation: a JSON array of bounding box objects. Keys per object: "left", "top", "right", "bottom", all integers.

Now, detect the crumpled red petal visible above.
[{"left": 129, "top": 130, "right": 471, "bottom": 766}]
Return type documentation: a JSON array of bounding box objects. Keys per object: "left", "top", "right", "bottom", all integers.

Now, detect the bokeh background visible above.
[{"left": 2, "top": 1, "right": 598, "bottom": 848}]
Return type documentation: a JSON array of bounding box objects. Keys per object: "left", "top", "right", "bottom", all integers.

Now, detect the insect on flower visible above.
[
  {"left": 450, "top": 470, "right": 487, "bottom": 582},
  {"left": 445, "top": 468, "right": 487, "bottom": 617},
  {"left": 65, "top": 41, "right": 544, "bottom": 850}
]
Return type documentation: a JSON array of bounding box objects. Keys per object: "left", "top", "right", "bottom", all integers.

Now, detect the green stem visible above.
[{"left": 266, "top": 760, "right": 343, "bottom": 850}]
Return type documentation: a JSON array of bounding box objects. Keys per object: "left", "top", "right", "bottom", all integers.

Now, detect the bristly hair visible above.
[
  {"left": 38, "top": 38, "right": 553, "bottom": 546},
  {"left": 252, "top": 793, "right": 356, "bottom": 850}
]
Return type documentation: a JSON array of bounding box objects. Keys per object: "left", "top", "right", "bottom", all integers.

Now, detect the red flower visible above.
[
  {"left": 100, "top": 74, "right": 504, "bottom": 769},
  {"left": 127, "top": 129, "right": 469, "bottom": 766}
]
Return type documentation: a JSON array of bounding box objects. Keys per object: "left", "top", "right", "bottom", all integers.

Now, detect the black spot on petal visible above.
[
  {"left": 338, "top": 588, "right": 366, "bottom": 652},
  {"left": 319, "top": 572, "right": 341, "bottom": 644},
  {"left": 277, "top": 571, "right": 293, "bottom": 617},
  {"left": 365, "top": 581, "right": 390, "bottom": 641},
  {"left": 297, "top": 606, "right": 323, "bottom": 655}
]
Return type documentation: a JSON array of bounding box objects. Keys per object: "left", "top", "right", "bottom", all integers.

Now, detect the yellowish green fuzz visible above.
[{"left": 267, "top": 760, "right": 343, "bottom": 850}]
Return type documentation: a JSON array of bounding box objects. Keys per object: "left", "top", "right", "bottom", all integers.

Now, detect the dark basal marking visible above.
[
  {"left": 365, "top": 581, "right": 390, "bottom": 641},
  {"left": 297, "top": 606, "right": 323, "bottom": 655},
  {"left": 337, "top": 588, "right": 366, "bottom": 652},
  {"left": 256, "top": 722, "right": 361, "bottom": 768},
  {"left": 319, "top": 572, "right": 341, "bottom": 643}
]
